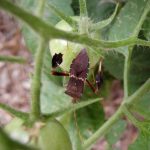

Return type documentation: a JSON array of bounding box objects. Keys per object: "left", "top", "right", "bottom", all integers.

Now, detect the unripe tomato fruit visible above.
[
  {"left": 39, "top": 120, "right": 72, "bottom": 150},
  {"left": 49, "top": 17, "right": 100, "bottom": 72}
]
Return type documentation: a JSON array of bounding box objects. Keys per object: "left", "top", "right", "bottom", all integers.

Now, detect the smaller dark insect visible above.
[
  {"left": 52, "top": 53, "right": 63, "bottom": 68},
  {"left": 95, "top": 60, "right": 103, "bottom": 92}
]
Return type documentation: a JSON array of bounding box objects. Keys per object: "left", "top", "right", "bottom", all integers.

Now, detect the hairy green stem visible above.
[
  {"left": 36, "top": 0, "right": 46, "bottom": 17},
  {"left": 123, "top": 46, "right": 133, "bottom": 98},
  {"left": 0, "top": 55, "right": 26, "bottom": 63},
  {"left": 83, "top": 106, "right": 123, "bottom": 149},
  {"left": 79, "top": 0, "right": 88, "bottom": 17},
  {"left": 122, "top": 106, "right": 139, "bottom": 126},
  {"left": 0, "top": 0, "right": 150, "bottom": 50},
  {"left": 30, "top": 39, "right": 46, "bottom": 121},
  {"left": 83, "top": 78, "right": 150, "bottom": 149},
  {"left": 0, "top": 103, "right": 29, "bottom": 120},
  {"left": 30, "top": 0, "right": 46, "bottom": 121}
]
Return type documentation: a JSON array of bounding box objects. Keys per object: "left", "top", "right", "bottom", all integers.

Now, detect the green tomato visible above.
[
  {"left": 39, "top": 120, "right": 72, "bottom": 150},
  {"left": 49, "top": 18, "right": 100, "bottom": 72}
]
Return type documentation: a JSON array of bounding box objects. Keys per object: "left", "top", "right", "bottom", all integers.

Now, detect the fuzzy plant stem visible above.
[
  {"left": 0, "top": 55, "right": 26, "bottom": 63},
  {"left": 123, "top": 46, "right": 133, "bottom": 98},
  {"left": 30, "top": 39, "right": 46, "bottom": 121},
  {"left": 83, "top": 78, "right": 150, "bottom": 149},
  {"left": 79, "top": 0, "right": 88, "bottom": 17},
  {"left": 0, "top": 103, "right": 29, "bottom": 120},
  {"left": 30, "top": 0, "right": 46, "bottom": 121}
]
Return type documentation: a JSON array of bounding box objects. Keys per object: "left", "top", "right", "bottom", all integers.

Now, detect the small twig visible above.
[
  {"left": 30, "top": 0, "right": 46, "bottom": 121},
  {"left": 123, "top": 46, "right": 133, "bottom": 98},
  {"left": 0, "top": 102, "right": 29, "bottom": 120},
  {"left": 0, "top": 55, "right": 26, "bottom": 64},
  {"left": 79, "top": 0, "right": 88, "bottom": 17}
]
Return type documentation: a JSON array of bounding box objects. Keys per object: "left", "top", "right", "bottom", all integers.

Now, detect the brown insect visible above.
[{"left": 51, "top": 49, "right": 103, "bottom": 102}]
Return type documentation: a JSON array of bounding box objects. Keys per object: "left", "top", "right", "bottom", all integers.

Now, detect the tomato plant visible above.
[{"left": 0, "top": 0, "right": 150, "bottom": 150}]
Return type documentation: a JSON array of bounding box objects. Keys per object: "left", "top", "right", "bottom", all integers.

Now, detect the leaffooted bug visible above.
[{"left": 51, "top": 49, "right": 103, "bottom": 102}]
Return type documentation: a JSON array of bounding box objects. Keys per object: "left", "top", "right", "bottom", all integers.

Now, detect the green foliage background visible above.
[{"left": 0, "top": 0, "right": 150, "bottom": 149}]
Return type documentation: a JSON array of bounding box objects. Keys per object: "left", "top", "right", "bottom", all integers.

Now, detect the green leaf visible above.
[
  {"left": 105, "top": 120, "right": 126, "bottom": 145},
  {"left": 104, "top": 51, "right": 124, "bottom": 80},
  {"left": 128, "top": 45, "right": 150, "bottom": 121},
  {"left": 87, "top": 0, "right": 116, "bottom": 22},
  {"left": 132, "top": 92, "right": 150, "bottom": 120},
  {"left": 46, "top": 0, "right": 74, "bottom": 25},
  {"left": 101, "top": 0, "right": 150, "bottom": 81},
  {"left": 17, "top": 0, "right": 38, "bottom": 54},
  {"left": 90, "top": 3, "right": 119, "bottom": 31},
  {"left": 70, "top": 87, "right": 105, "bottom": 140},
  {"left": 129, "top": 133, "right": 150, "bottom": 150},
  {"left": 108, "top": 0, "right": 148, "bottom": 55},
  {"left": 129, "top": 46, "right": 150, "bottom": 95},
  {"left": 142, "top": 12, "right": 150, "bottom": 40},
  {"left": 17, "top": 0, "right": 36, "bottom": 11}
]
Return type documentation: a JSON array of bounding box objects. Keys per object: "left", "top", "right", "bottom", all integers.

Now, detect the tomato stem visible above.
[{"left": 30, "top": 0, "right": 46, "bottom": 121}]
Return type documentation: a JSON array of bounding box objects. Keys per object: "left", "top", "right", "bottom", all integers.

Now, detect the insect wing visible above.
[
  {"left": 70, "top": 49, "right": 89, "bottom": 79},
  {"left": 65, "top": 77, "right": 84, "bottom": 99}
]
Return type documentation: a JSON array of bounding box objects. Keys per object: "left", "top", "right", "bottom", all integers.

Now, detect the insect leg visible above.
[
  {"left": 86, "top": 79, "right": 96, "bottom": 93},
  {"left": 51, "top": 71, "right": 69, "bottom": 76}
]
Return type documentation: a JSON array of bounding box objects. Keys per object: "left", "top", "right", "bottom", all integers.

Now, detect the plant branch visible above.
[
  {"left": 0, "top": 102, "right": 29, "bottom": 120},
  {"left": 83, "top": 106, "right": 123, "bottom": 149},
  {"left": 123, "top": 46, "right": 133, "bottom": 98},
  {"left": 36, "top": 0, "right": 46, "bottom": 17},
  {"left": 0, "top": 55, "right": 26, "bottom": 63},
  {"left": 30, "top": 39, "right": 46, "bottom": 121},
  {"left": 47, "top": 3, "right": 78, "bottom": 28},
  {"left": 0, "top": 0, "right": 150, "bottom": 50},
  {"left": 30, "top": 0, "right": 46, "bottom": 121},
  {"left": 83, "top": 78, "right": 150, "bottom": 149},
  {"left": 79, "top": 0, "right": 88, "bottom": 17}
]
